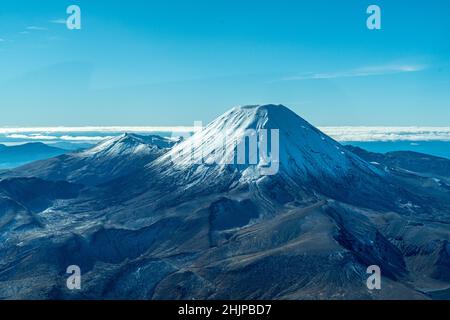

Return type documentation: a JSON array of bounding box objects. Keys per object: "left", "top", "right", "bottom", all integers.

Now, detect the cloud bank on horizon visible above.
[
  {"left": 1, "top": 126, "right": 450, "bottom": 143},
  {"left": 320, "top": 126, "right": 450, "bottom": 142}
]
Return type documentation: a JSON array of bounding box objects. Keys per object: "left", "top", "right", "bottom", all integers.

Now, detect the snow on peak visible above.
[
  {"left": 80, "top": 133, "right": 175, "bottom": 158},
  {"left": 156, "top": 104, "right": 381, "bottom": 182}
]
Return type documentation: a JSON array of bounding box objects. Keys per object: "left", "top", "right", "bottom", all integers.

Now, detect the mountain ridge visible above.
[
  {"left": 0, "top": 133, "right": 177, "bottom": 186},
  {"left": 0, "top": 142, "right": 67, "bottom": 169}
]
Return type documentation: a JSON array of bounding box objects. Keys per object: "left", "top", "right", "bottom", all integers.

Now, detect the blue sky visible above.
[{"left": 0, "top": 0, "right": 449, "bottom": 126}]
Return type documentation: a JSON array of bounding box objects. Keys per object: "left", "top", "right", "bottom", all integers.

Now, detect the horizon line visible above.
[
  {"left": 1, "top": 125, "right": 450, "bottom": 131},
  {"left": 1, "top": 126, "right": 450, "bottom": 142}
]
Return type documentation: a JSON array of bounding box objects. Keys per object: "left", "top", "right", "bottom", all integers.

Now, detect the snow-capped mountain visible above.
[
  {"left": 0, "top": 105, "right": 449, "bottom": 300},
  {"left": 117, "top": 105, "right": 411, "bottom": 214},
  {"left": 160, "top": 104, "right": 378, "bottom": 179},
  {"left": 81, "top": 133, "right": 175, "bottom": 158},
  {"left": 1, "top": 133, "right": 177, "bottom": 186}
]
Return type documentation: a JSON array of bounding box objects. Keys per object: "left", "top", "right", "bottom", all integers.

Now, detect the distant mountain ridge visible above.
[
  {"left": 345, "top": 145, "right": 450, "bottom": 181},
  {"left": 0, "top": 142, "right": 67, "bottom": 169}
]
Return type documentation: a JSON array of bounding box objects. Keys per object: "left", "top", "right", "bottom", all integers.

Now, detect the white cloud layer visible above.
[
  {"left": 0, "top": 126, "right": 196, "bottom": 134},
  {"left": 319, "top": 127, "right": 450, "bottom": 142},
  {"left": 1, "top": 127, "right": 450, "bottom": 142},
  {"left": 5, "top": 134, "right": 110, "bottom": 142}
]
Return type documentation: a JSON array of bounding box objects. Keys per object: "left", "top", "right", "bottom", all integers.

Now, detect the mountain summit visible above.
[{"left": 80, "top": 133, "right": 175, "bottom": 158}]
